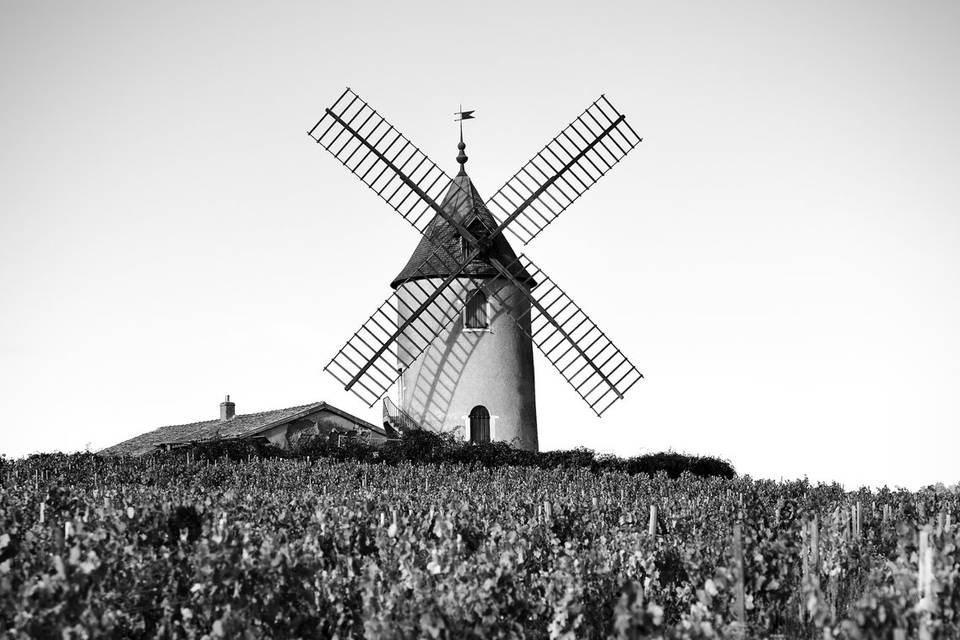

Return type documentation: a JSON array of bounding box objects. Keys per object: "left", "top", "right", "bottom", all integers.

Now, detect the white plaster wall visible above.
[{"left": 396, "top": 276, "right": 538, "bottom": 451}]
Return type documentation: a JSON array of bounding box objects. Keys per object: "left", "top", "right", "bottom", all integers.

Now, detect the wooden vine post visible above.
[
  {"left": 800, "top": 518, "right": 808, "bottom": 622},
  {"left": 917, "top": 526, "right": 934, "bottom": 640},
  {"left": 648, "top": 505, "right": 657, "bottom": 536},
  {"left": 810, "top": 516, "right": 820, "bottom": 573},
  {"left": 731, "top": 523, "right": 747, "bottom": 638}
]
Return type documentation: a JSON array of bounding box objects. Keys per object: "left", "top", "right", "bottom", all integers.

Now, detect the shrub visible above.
[{"left": 138, "top": 431, "right": 735, "bottom": 480}]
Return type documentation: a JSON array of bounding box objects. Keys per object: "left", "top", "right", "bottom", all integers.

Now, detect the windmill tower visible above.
[
  {"left": 309, "top": 89, "right": 645, "bottom": 450},
  {"left": 391, "top": 132, "right": 539, "bottom": 448}
]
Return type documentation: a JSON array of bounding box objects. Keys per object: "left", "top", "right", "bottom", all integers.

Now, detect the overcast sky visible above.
[{"left": 2, "top": 1, "right": 958, "bottom": 489}]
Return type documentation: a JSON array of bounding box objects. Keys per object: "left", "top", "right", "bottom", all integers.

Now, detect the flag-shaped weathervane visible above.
[
  {"left": 454, "top": 106, "right": 474, "bottom": 169},
  {"left": 455, "top": 107, "right": 475, "bottom": 140}
]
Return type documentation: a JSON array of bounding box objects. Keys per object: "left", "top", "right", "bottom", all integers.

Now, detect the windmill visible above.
[{"left": 309, "top": 88, "right": 644, "bottom": 450}]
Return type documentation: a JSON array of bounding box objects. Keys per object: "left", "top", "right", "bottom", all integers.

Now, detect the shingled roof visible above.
[
  {"left": 101, "top": 401, "right": 385, "bottom": 456},
  {"left": 390, "top": 171, "right": 535, "bottom": 289}
]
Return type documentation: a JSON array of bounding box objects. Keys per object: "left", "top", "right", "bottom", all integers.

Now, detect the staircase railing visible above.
[{"left": 382, "top": 397, "right": 423, "bottom": 435}]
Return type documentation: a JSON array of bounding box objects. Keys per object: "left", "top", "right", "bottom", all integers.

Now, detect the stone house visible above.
[{"left": 102, "top": 396, "right": 394, "bottom": 456}]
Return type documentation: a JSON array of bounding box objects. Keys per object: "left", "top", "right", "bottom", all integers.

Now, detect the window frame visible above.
[{"left": 463, "top": 286, "right": 492, "bottom": 333}]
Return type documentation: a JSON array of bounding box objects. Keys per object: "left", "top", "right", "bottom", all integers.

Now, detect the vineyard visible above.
[{"left": 1, "top": 454, "right": 958, "bottom": 639}]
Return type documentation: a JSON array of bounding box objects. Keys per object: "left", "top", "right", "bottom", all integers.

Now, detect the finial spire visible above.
[{"left": 454, "top": 106, "right": 475, "bottom": 175}]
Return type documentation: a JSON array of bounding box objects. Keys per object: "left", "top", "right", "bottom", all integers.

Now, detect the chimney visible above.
[{"left": 220, "top": 394, "right": 235, "bottom": 421}]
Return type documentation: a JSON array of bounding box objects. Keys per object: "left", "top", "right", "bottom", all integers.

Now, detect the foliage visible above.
[
  {"left": 0, "top": 454, "right": 957, "bottom": 638},
  {"left": 239, "top": 429, "right": 736, "bottom": 480}
]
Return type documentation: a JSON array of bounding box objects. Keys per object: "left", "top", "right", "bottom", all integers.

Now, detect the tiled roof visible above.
[
  {"left": 101, "top": 402, "right": 385, "bottom": 456},
  {"left": 390, "top": 172, "right": 535, "bottom": 289}
]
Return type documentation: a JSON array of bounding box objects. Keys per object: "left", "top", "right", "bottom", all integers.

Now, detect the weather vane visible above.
[
  {"left": 454, "top": 106, "right": 475, "bottom": 170},
  {"left": 454, "top": 105, "right": 475, "bottom": 129}
]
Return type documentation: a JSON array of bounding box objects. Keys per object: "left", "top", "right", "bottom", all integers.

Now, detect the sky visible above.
[{"left": 2, "top": 0, "right": 958, "bottom": 489}]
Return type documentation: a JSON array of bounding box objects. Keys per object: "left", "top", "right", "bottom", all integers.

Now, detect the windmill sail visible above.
[
  {"left": 484, "top": 96, "right": 642, "bottom": 246},
  {"left": 325, "top": 244, "right": 491, "bottom": 406},
  {"left": 492, "top": 254, "right": 643, "bottom": 416},
  {"left": 308, "top": 88, "right": 456, "bottom": 234}
]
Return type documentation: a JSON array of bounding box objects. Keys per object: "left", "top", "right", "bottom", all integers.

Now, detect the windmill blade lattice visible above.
[
  {"left": 308, "top": 88, "right": 455, "bottom": 235},
  {"left": 324, "top": 247, "right": 491, "bottom": 407},
  {"left": 485, "top": 96, "right": 642, "bottom": 246},
  {"left": 506, "top": 254, "right": 643, "bottom": 416}
]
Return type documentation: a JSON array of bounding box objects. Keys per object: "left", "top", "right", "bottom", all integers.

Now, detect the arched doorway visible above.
[{"left": 469, "top": 405, "right": 490, "bottom": 443}]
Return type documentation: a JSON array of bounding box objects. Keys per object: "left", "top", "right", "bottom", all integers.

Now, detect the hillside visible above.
[{"left": 1, "top": 453, "right": 957, "bottom": 638}]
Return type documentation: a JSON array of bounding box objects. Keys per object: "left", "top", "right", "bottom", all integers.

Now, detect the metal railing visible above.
[{"left": 382, "top": 397, "right": 423, "bottom": 434}]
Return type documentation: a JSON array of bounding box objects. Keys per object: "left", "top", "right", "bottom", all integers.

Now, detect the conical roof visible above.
[{"left": 390, "top": 171, "right": 535, "bottom": 289}]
